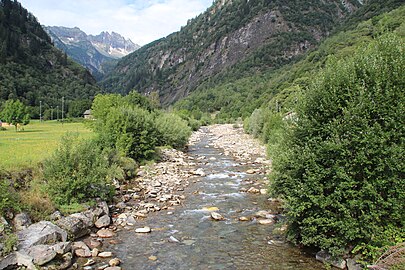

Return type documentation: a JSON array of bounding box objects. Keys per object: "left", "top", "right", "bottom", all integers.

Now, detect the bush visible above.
[
  {"left": 270, "top": 33, "right": 405, "bottom": 258},
  {"left": 0, "top": 179, "right": 19, "bottom": 216},
  {"left": 96, "top": 106, "right": 158, "bottom": 161},
  {"left": 43, "top": 134, "right": 116, "bottom": 206},
  {"left": 155, "top": 113, "right": 192, "bottom": 149}
]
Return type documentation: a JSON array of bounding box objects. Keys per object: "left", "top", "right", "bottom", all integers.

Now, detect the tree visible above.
[{"left": 0, "top": 99, "right": 30, "bottom": 131}]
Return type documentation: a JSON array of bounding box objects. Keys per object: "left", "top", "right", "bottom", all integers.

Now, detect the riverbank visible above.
[{"left": 1, "top": 124, "right": 324, "bottom": 269}]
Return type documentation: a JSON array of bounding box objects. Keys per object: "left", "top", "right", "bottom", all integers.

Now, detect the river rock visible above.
[
  {"left": 239, "top": 216, "right": 250, "bottom": 221},
  {"left": 17, "top": 221, "right": 67, "bottom": 250},
  {"left": 246, "top": 169, "right": 256, "bottom": 174},
  {"left": 84, "top": 259, "right": 96, "bottom": 266},
  {"left": 71, "top": 210, "right": 96, "bottom": 228},
  {"left": 56, "top": 216, "right": 90, "bottom": 239},
  {"left": 98, "top": 201, "right": 110, "bottom": 217},
  {"left": 192, "top": 168, "right": 206, "bottom": 177},
  {"left": 13, "top": 212, "right": 32, "bottom": 231},
  {"left": 105, "top": 267, "right": 121, "bottom": 270},
  {"left": 169, "top": 236, "right": 180, "bottom": 243},
  {"left": 258, "top": 219, "right": 274, "bottom": 225},
  {"left": 316, "top": 250, "right": 346, "bottom": 269},
  {"left": 247, "top": 187, "right": 260, "bottom": 194},
  {"left": 99, "top": 251, "right": 113, "bottom": 258},
  {"left": 88, "top": 239, "right": 102, "bottom": 248},
  {"left": 97, "top": 229, "right": 115, "bottom": 238},
  {"left": 210, "top": 212, "right": 224, "bottom": 221},
  {"left": 0, "top": 251, "right": 36, "bottom": 270},
  {"left": 95, "top": 215, "right": 111, "bottom": 228},
  {"left": 73, "top": 241, "right": 91, "bottom": 258},
  {"left": 255, "top": 210, "right": 275, "bottom": 219},
  {"left": 52, "top": 241, "right": 72, "bottom": 254},
  {"left": 26, "top": 244, "right": 57, "bottom": 266},
  {"left": 135, "top": 227, "right": 151, "bottom": 233},
  {"left": 260, "top": 189, "right": 267, "bottom": 195},
  {"left": 126, "top": 215, "right": 136, "bottom": 226},
  {"left": 91, "top": 247, "right": 99, "bottom": 257},
  {"left": 148, "top": 255, "right": 158, "bottom": 261},
  {"left": 109, "top": 258, "right": 121, "bottom": 266}
]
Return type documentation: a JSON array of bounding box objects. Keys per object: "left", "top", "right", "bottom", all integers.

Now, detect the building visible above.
[{"left": 83, "top": 109, "right": 93, "bottom": 120}]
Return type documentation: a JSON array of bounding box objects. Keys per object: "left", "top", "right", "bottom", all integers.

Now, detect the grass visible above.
[{"left": 0, "top": 120, "right": 94, "bottom": 170}]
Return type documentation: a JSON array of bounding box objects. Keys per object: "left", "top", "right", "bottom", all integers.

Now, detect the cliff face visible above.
[
  {"left": 101, "top": 0, "right": 365, "bottom": 104},
  {"left": 45, "top": 26, "right": 140, "bottom": 80}
]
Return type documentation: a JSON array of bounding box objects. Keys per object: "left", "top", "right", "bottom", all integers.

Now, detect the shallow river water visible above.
[{"left": 107, "top": 129, "right": 324, "bottom": 270}]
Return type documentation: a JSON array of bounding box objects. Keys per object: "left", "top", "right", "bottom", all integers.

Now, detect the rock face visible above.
[{"left": 44, "top": 26, "right": 140, "bottom": 79}]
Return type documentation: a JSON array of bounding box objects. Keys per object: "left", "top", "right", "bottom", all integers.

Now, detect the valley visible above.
[{"left": 0, "top": 0, "right": 404, "bottom": 269}]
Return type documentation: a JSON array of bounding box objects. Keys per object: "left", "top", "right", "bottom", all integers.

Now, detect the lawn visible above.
[{"left": 0, "top": 120, "right": 94, "bottom": 170}]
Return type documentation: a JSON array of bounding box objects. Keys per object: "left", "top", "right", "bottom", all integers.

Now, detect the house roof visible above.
[{"left": 83, "top": 109, "right": 92, "bottom": 115}]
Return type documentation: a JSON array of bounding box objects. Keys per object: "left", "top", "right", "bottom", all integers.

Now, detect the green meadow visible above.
[{"left": 0, "top": 120, "right": 94, "bottom": 170}]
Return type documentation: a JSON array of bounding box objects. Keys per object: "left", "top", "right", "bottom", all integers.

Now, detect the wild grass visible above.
[{"left": 0, "top": 120, "right": 94, "bottom": 170}]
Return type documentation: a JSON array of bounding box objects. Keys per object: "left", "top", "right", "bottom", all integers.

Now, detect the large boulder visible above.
[
  {"left": 17, "top": 221, "right": 67, "bottom": 251},
  {"left": 56, "top": 215, "right": 91, "bottom": 239},
  {"left": 26, "top": 244, "right": 57, "bottom": 266}
]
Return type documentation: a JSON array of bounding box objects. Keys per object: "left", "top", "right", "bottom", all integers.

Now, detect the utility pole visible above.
[
  {"left": 51, "top": 107, "right": 53, "bottom": 121},
  {"left": 40, "top": 101, "right": 42, "bottom": 122},
  {"left": 56, "top": 106, "right": 59, "bottom": 121},
  {"left": 61, "top": 97, "right": 64, "bottom": 123}
]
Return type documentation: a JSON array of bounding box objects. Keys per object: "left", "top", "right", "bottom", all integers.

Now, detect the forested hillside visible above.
[
  {"left": 101, "top": 0, "right": 366, "bottom": 104},
  {"left": 176, "top": 0, "right": 405, "bottom": 120},
  {"left": 0, "top": 0, "right": 100, "bottom": 117}
]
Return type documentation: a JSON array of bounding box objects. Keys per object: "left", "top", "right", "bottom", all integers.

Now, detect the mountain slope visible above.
[
  {"left": 45, "top": 26, "right": 140, "bottom": 80},
  {"left": 176, "top": 2, "right": 405, "bottom": 120},
  {"left": 0, "top": 0, "right": 100, "bottom": 117},
  {"left": 101, "top": 0, "right": 365, "bottom": 104}
]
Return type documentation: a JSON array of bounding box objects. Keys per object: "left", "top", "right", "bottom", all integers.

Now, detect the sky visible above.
[{"left": 18, "top": 0, "right": 213, "bottom": 45}]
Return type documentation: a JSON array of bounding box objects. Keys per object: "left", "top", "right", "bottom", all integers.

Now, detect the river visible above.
[{"left": 105, "top": 127, "right": 324, "bottom": 270}]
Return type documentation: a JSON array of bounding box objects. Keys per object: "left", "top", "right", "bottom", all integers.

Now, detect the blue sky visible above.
[{"left": 18, "top": 0, "right": 213, "bottom": 45}]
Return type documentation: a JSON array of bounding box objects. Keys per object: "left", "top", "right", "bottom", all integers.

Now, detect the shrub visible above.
[
  {"left": 0, "top": 179, "right": 19, "bottom": 216},
  {"left": 270, "top": 33, "right": 405, "bottom": 258},
  {"left": 155, "top": 113, "right": 192, "bottom": 149},
  {"left": 96, "top": 106, "right": 158, "bottom": 161},
  {"left": 43, "top": 134, "right": 116, "bottom": 206}
]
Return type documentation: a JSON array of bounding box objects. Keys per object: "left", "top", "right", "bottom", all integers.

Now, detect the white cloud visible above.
[{"left": 18, "top": 0, "right": 213, "bottom": 45}]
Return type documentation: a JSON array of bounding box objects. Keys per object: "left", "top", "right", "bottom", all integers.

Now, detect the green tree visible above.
[
  {"left": 0, "top": 99, "right": 30, "bottom": 131},
  {"left": 271, "top": 33, "right": 405, "bottom": 258}
]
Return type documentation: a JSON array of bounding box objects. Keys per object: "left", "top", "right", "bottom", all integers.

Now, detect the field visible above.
[{"left": 0, "top": 120, "right": 94, "bottom": 170}]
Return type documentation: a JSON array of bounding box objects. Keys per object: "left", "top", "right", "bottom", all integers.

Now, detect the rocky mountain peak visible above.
[{"left": 44, "top": 26, "right": 140, "bottom": 79}]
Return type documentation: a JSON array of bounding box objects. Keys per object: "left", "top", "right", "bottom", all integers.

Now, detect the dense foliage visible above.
[
  {"left": 43, "top": 134, "right": 117, "bottom": 206},
  {"left": 91, "top": 92, "right": 191, "bottom": 161},
  {"left": 270, "top": 33, "right": 405, "bottom": 258},
  {"left": 0, "top": 0, "right": 100, "bottom": 118}
]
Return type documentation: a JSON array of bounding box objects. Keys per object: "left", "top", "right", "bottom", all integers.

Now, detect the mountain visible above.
[
  {"left": 45, "top": 26, "right": 140, "bottom": 80},
  {"left": 0, "top": 0, "right": 101, "bottom": 117},
  {"left": 175, "top": 3, "right": 405, "bottom": 120},
  {"left": 101, "top": 0, "right": 367, "bottom": 104}
]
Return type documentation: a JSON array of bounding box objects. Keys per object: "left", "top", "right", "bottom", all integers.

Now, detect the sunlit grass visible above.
[{"left": 0, "top": 120, "right": 94, "bottom": 170}]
